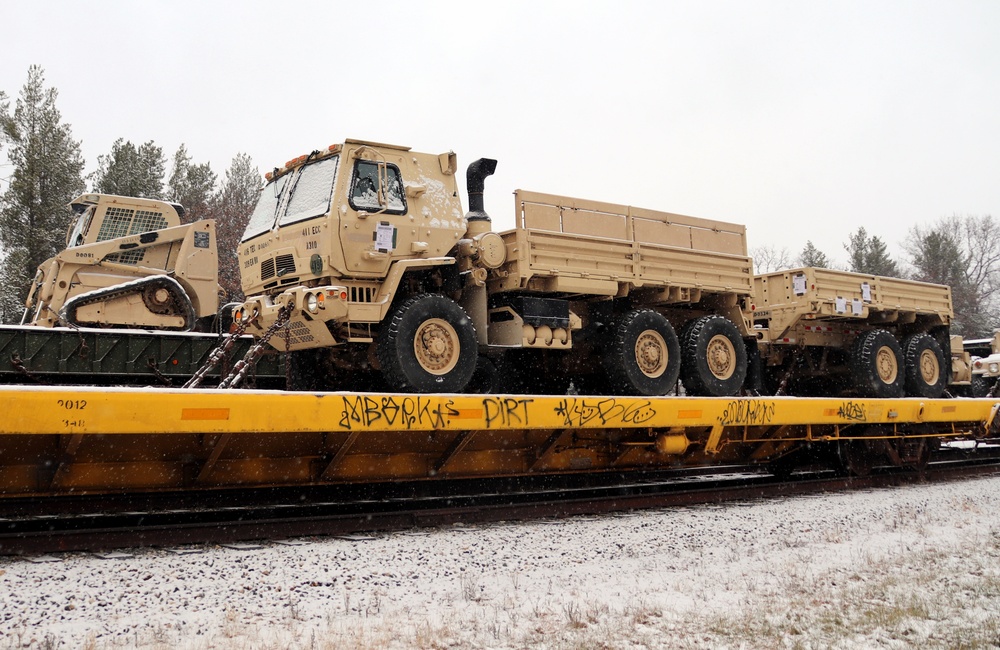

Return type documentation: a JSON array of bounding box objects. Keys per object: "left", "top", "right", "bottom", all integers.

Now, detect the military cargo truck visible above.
[
  {"left": 962, "top": 330, "right": 1000, "bottom": 396},
  {"left": 236, "top": 139, "right": 756, "bottom": 396},
  {"left": 24, "top": 193, "right": 221, "bottom": 331},
  {"left": 751, "top": 267, "right": 955, "bottom": 398}
]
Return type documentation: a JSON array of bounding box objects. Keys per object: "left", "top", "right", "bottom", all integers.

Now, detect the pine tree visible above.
[
  {"left": 0, "top": 90, "right": 8, "bottom": 155},
  {"left": 167, "top": 144, "right": 217, "bottom": 223},
  {"left": 210, "top": 153, "right": 261, "bottom": 301},
  {"left": 91, "top": 138, "right": 166, "bottom": 198},
  {"left": 844, "top": 227, "right": 898, "bottom": 277},
  {"left": 0, "top": 66, "right": 85, "bottom": 322},
  {"left": 798, "top": 240, "right": 830, "bottom": 268}
]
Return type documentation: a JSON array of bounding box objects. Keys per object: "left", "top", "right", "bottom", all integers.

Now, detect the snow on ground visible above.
[{"left": 2, "top": 476, "right": 1000, "bottom": 649}]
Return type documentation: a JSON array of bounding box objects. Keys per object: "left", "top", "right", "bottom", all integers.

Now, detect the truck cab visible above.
[
  {"left": 237, "top": 138, "right": 754, "bottom": 397},
  {"left": 240, "top": 139, "right": 467, "bottom": 293},
  {"left": 237, "top": 140, "right": 502, "bottom": 360}
]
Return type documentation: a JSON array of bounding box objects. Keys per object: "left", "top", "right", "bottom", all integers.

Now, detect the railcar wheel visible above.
[
  {"left": 837, "top": 440, "right": 881, "bottom": 477},
  {"left": 902, "top": 333, "right": 947, "bottom": 398},
  {"left": 679, "top": 315, "right": 748, "bottom": 396},
  {"left": 898, "top": 439, "right": 932, "bottom": 471},
  {"left": 850, "top": 329, "right": 904, "bottom": 398},
  {"left": 603, "top": 309, "right": 681, "bottom": 396},
  {"left": 377, "top": 294, "right": 478, "bottom": 393}
]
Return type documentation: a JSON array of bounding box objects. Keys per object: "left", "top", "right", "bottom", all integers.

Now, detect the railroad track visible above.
[{"left": 3, "top": 450, "right": 1000, "bottom": 557}]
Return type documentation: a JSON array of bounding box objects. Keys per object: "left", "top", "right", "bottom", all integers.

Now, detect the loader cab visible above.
[{"left": 64, "top": 194, "right": 184, "bottom": 249}]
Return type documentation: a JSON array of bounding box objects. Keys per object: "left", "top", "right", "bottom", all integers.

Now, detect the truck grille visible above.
[
  {"left": 349, "top": 286, "right": 377, "bottom": 303},
  {"left": 260, "top": 258, "right": 275, "bottom": 280},
  {"left": 260, "top": 254, "right": 296, "bottom": 281},
  {"left": 275, "top": 254, "right": 296, "bottom": 277}
]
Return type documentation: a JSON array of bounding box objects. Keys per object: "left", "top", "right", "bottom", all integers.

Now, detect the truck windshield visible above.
[
  {"left": 242, "top": 174, "right": 289, "bottom": 242},
  {"left": 280, "top": 155, "right": 339, "bottom": 226}
]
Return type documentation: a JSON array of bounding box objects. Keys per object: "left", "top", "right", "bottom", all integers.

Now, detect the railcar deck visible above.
[{"left": 1, "top": 386, "right": 998, "bottom": 495}]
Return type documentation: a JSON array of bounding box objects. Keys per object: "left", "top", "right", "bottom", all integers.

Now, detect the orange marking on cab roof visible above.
[
  {"left": 181, "top": 408, "right": 231, "bottom": 421},
  {"left": 453, "top": 409, "right": 484, "bottom": 419}
]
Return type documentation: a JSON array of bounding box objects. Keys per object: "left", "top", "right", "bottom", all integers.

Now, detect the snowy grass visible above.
[{"left": 3, "top": 478, "right": 1000, "bottom": 649}]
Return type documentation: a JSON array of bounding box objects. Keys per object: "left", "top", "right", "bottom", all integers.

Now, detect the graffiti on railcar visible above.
[
  {"left": 719, "top": 400, "right": 776, "bottom": 426},
  {"left": 338, "top": 395, "right": 459, "bottom": 430},
  {"left": 482, "top": 397, "right": 534, "bottom": 428},
  {"left": 553, "top": 398, "right": 657, "bottom": 428},
  {"left": 837, "top": 401, "right": 866, "bottom": 421}
]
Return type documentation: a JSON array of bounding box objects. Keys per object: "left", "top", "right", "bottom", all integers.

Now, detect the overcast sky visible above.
[{"left": 3, "top": 1, "right": 998, "bottom": 268}]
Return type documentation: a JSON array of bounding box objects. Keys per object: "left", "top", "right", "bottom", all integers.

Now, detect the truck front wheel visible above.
[
  {"left": 679, "top": 315, "right": 748, "bottom": 396},
  {"left": 377, "top": 294, "right": 478, "bottom": 393},
  {"left": 603, "top": 309, "right": 681, "bottom": 395}
]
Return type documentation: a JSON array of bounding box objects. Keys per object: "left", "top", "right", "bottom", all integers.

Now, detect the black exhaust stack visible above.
[{"left": 465, "top": 158, "right": 497, "bottom": 222}]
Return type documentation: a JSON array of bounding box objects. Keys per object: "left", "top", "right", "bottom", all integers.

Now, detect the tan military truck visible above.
[
  {"left": 24, "top": 193, "right": 220, "bottom": 331},
  {"left": 236, "top": 139, "right": 755, "bottom": 396},
  {"left": 751, "top": 267, "right": 955, "bottom": 398},
  {"left": 962, "top": 330, "right": 1000, "bottom": 396}
]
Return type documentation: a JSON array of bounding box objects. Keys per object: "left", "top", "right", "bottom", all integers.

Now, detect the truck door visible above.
[{"left": 339, "top": 158, "right": 410, "bottom": 276}]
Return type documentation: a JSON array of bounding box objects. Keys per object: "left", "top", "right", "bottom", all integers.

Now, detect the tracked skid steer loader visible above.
[{"left": 23, "top": 193, "right": 221, "bottom": 331}]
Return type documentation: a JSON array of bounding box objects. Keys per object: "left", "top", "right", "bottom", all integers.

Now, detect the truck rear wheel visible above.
[
  {"left": 679, "top": 315, "right": 748, "bottom": 396},
  {"left": 902, "top": 333, "right": 946, "bottom": 398},
  {"left": 602, "top": 309, "right": 680, "bottom": 396},
  {"left": 377, "top": 294, "right": 478, "bottom": 393},
  {"left": 850, "top": 329, "right": 904, "bottom": 398}
]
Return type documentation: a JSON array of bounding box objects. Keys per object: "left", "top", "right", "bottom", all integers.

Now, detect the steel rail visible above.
[{"left": 3, "top": 457, "right": 999, "bottom": 557}]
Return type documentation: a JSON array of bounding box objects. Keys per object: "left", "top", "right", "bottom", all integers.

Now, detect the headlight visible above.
[
  {"left": 305, "top": 293, "right": 319, "bottom": 314},
  {"left": 990, "top": 363, "right": 999, "bottom": 374}
]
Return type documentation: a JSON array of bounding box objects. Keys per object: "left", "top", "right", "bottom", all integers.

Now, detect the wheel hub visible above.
[
  {"left": 918, "top": 349, "right": 939, "bottom": 384},
  {"left": 875, "top": 346, "right": 898, "bottom": 383},
  {"left": 413, "top": 318, "right": 459, "bottom": 375},
  {"left": 634, "top": 331, "right": 667, "bottom": 378},
  {"left": 706, "top": 335, "right": 736, "bottom": 380}
]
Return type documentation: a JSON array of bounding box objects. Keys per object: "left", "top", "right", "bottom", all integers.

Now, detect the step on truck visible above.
[{"left": 236, "top": 139, "right": 756, "bottom": 396}]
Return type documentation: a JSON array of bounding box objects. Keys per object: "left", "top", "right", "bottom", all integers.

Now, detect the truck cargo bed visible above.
[{"left": 489, "top": 190, "right": 754, "bottom": 298}]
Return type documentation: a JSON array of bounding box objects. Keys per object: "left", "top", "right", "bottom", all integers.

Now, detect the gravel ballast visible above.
[{"left": 2, "top": 475, "right": 999, "bottom": 649}]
